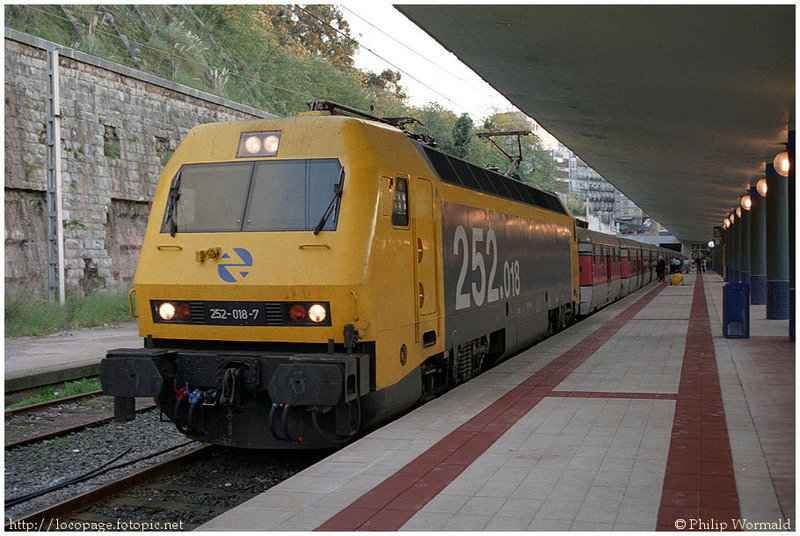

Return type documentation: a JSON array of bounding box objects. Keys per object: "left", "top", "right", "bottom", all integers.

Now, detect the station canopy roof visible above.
[{"left": 397, "top": 5, "right": 795, "bottom": 243}]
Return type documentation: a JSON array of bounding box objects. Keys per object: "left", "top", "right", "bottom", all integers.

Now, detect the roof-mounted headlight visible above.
[{"left": 236, "top": 131, "right": 280, "bottom": 158}]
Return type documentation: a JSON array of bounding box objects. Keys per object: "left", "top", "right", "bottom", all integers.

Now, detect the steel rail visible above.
[
  {"left": 5, "top": 444, "right": 214, "bottom": 529},
  {"left": 5, "top": 402, "right": 157, "bottom": 450},
  {"left": 5, "top": 390, "right": 105, "bottom": 417}
]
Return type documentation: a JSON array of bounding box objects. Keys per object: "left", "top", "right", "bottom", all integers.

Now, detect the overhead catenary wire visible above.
[
  {"left": 295, "top": 5, "right": 473, "bottom": 116},
  {"left": 339, "top": 5, "right": 490, "bottom": 98},
  {"left": 337, "top": 5, "right": 522, "bottom": 123}
]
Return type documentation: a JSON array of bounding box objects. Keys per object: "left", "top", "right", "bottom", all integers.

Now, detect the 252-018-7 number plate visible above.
[{"left": 204, "top": 301, "right": 266, "bottom": 326}]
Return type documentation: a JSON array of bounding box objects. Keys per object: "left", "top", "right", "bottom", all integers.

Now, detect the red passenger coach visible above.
[
  {"left": 577, "top": 229, "right": 672, "bottom": 316},
  {"left": 577, "top": 228, "right": 622, "bottom": 315}
]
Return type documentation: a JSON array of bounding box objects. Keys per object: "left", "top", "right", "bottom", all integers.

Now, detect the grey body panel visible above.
[{"left": 441, "top": 201, "right": 572, "bottom": 353}]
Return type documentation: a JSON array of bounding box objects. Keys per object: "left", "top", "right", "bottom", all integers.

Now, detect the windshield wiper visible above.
[
  {"left": 313, "top": 170, "right": 344, "bottom": 235},
  {"left": 164, "top": 173, "right": 181, "bottom": 237}
]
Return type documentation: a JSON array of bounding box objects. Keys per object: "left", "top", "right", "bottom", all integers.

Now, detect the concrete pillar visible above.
[
  {"left": 787, "top": 131, "right": 795, "bottom": 340},
  {"left": 740, "top": 202, "right": 750, "bottom": 290},
  {"left": 731, "top": 212, "right": 741, "bottom": 284},
  {"left": 722, "top": 225, "right": 728, "bottom": 280},
  {"left": 765, "top": 163, "right": 789, "bottom": 319},
  {"left": 724, "top": 221, "right": 732, "bottom": 281},
  {"left": 750, "top": 186, "right": 767, "bottom": 304}
]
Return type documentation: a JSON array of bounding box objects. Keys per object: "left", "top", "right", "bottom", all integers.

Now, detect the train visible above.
[{"left": 100, "top": 101, "right": 674, "bottom": 448}]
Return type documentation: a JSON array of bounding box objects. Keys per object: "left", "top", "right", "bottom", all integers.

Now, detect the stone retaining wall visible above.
[{"left": 4, "top": 28, "right": 274, "bottom": 299}]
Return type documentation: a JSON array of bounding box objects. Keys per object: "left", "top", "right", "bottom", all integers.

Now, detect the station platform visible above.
[
  {"left": 4, "top": 323, "right": 139, "bottom": 392},
  {"left": 198, "top": 273, "right": 794, "bottom": 531}
]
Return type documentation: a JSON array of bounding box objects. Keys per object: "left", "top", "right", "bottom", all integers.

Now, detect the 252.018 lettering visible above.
[{"left": 453, "top": 224, "right": 521, "bottom": 311}]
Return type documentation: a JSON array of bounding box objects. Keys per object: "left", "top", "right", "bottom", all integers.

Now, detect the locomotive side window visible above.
[
  {"left": 161, "top": 158, "right": 343, "bottom": 233},
  {"left": 392, "top": 177, "right": 409, "bottom": 226}
]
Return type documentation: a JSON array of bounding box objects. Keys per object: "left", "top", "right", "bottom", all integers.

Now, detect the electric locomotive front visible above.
[{"left": 100, "top": 113, "right": 434, "bottom": 448}]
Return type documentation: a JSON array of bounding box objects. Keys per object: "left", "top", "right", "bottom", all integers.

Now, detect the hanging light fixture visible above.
[
  {"left": 773, "top": 150, "right": 791, "bottom": 177},
  {"left": 740, "top": 193, "right": 752, "bottom": 210},
  {"left": 736, "top": 207, "right": 742, "bottom": 218},
  {"left": 756, "top": 177, "right": 768, "bottom": 197}
]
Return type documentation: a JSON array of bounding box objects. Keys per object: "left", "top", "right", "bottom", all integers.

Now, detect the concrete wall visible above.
[{"left": 4, "top": 28, "right": 275, "bottom": 299}]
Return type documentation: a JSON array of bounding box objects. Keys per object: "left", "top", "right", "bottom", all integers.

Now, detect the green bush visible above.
[{"left": 5, "top": 291, "right": 132, "bottom": 338}]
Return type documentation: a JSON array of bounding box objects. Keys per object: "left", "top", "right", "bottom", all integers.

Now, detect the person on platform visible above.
[
  {"left": 670, "top": 270, "right": 685, "bottom": 286},
  {"left": 656, "top": 256, "right": 666, "bottom": 282},
  {"left": 695, "top": 256, "right": 705, "bottom": 273}
]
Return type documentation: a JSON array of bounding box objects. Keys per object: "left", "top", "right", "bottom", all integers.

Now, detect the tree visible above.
[
  {"left": 565, "top": 194, "right": 586, "bottom": 217},
  {"left": 470, "top": 112, "right": 556, "bottom": 191},
  {"left": 451, "top": 113, "right": 473, "bottom": 158},
  {"left": 264, "top": 5, "right": 356, "bottom": 68},
  {"left": 410, "top": 103, "right": 458, "bottom": 153},
  {"left": 364, "top": 69, "right": 406, "bottom": 100},
  {"left": 363, "top": 69, "right": 409, "bottom": 116}
]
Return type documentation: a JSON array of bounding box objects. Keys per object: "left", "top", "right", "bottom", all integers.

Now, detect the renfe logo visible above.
[{"left": 218, "top": 248, "right": 253, "bottom": 283}]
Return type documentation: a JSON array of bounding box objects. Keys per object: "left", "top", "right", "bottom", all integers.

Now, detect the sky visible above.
[
  {"left": 338, "top": 3, "right": 561, "bottom": 150},
  {"left": 340, "top": 4, "right": 511, "bottom": 117}
]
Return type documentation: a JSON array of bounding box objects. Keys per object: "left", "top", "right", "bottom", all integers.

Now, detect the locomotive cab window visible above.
[
  {"left": 392, "top": 177, "right": 409, "bottom": 227},
  {"left": 161, "top": 158, "right": 343, "bottom": 233}
]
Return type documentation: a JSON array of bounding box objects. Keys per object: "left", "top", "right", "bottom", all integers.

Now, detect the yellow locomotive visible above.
[{"left": 101, "top": 101, "right": 578, "bottom": 448}]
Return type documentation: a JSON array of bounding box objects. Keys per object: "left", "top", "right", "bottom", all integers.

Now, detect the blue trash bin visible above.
[{"left": 723, "top": 283, "right": 750, "bottom": 338}]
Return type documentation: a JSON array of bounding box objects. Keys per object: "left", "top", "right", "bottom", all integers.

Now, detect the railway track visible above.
[
  {"left": 6, "top": 443, "right": 328, "bottom": 531},
  {"left": 5, "top": 390, "right": 105, "bottom": 417},
  {"left": 5, "top": 393, "right": 155, "bottom": 449}
]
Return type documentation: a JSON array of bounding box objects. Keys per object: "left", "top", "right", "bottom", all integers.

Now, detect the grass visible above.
[
  {"left": 6, "top": 377, "right": 103, "bottom": 409},
  {"left": 5, "top": 290, "right": 133, "bottom": 338}
]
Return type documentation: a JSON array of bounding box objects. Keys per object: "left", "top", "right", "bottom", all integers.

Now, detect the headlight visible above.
[
  {"left": 284, "top": 302, "right": 331, "bottom": 325},
  {"left": 307, "top": 304, "right": 327, "bottom": 323},
  {"left": 236, "top": 131, "right": 281, "bottom": 157},
  {"left": 263, "top": 134, "right": 280, "bottom": 154},
  {"left": 158, "top": 302, "right": 176, "bottom": 321},
  {"left": 244, "top": 135, "right": 261, "bottom": 154}
]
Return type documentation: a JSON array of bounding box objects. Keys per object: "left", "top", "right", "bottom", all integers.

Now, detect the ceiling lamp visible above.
[
  {"left": 736, "top": 207, "right": 742, "bottom": 218},
  {"left": 756, "top": 177, "right": 768, "bottom": 197},
  {"left": 740, "top": 193, "right": 752, "bottom": 210},
  {"left": 773, "top": 150, "right": 791, "bottom": 177}
]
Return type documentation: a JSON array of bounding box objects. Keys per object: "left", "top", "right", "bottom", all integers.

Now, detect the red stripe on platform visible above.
[
  {"left": 656, "top": 275, "right": 741, "bottom": 530},
  {"left": 550, "top": 390, "right": 679, "bottom": 400},
  {"left": 316, "top": 282, "right": 667, "bottom": 531}
]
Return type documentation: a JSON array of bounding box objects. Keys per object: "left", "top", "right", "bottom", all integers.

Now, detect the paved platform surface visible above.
[
  {"left": 5, "top": 323, "right": 140, "bottom": 391},
  {"left": 198, "top": 273, "right": 794, "bottom": 531}
]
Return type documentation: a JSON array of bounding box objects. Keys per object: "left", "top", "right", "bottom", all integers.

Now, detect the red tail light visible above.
[
  {"left": 177, "top": 302, "right": 191, "bottom": 322},
  {"left": 288, "top": 304, "right": 307, "bottom": 323}
]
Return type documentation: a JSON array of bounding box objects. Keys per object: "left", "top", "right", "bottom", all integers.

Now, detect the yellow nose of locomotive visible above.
[
  {"left": 130, "top": 117, "right": 373, "bottom": 344},
  {"left": 133, "top": 231, "right": 363, "bottom": 344}
]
